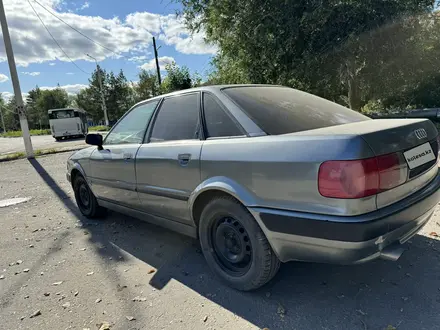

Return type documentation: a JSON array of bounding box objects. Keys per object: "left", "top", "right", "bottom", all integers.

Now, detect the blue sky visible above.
[{"left": 0, "top": 0, "right": 216, "bottom": 99}]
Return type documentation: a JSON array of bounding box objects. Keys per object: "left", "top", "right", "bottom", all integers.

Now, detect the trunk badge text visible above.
[{"left": 414, "top": 128, "right": 427, "bottom": 140}]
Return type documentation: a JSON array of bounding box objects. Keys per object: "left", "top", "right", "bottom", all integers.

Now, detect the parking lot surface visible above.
[
  {"left": 0, "top": 135, "right": 88, "bottom": 155},
  {"left": 1, "top": 152, "right": 440, "bottom": 330}
]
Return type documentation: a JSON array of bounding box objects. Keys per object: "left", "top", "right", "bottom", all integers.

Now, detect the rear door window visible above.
[
  {"left": 202, "top": 93, "right": 242, "bottom": 138},
  {"left": 222, "top": 86, "right": 370, "bottom": 135}
]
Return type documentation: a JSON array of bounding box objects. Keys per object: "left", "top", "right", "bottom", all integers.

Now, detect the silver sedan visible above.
[{"left": 67, "top": 85, "right": 440, "bottom": 291}]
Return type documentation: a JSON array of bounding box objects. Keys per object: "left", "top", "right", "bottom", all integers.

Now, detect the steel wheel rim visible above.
[
  {"left": 78, "top": 182, "right": 91, "bottom": 210},
  {"left": 211, "top": 216, "right": 252, "bottom": 276}
]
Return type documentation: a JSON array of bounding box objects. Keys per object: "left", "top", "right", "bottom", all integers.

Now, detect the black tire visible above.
[
  {"left": 199, "top": 196, "right": 280, "bottom": 291},
  {"left": 73, "top": 175, "right": 106, "bottom": 218},
  {"left": 55, "top": 137, "right": 61, "bottom": 141}
]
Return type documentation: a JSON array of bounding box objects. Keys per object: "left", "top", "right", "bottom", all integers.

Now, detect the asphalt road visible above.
[
  {"left": 1, "top": 152, "right": 440, "bottom": 330},
  {"left": 0, "top": 135, "right": 89, "bottom": 155}
]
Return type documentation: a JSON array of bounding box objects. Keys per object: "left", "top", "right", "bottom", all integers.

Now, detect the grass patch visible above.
[
  {"left": 0, "top": 129, "right": 51, "bottom": 138},
  {"left": 0, "top": 147, "right": 81, "bottom": 162},
  {"left": 35, "top": 148, "right": 58, "bottom": 156},
  {"left": 0, "top": 152, "right": 26, "bottom": 161},
  {"left": 89, "top": 125, "right": 110, "bottom": 132}
]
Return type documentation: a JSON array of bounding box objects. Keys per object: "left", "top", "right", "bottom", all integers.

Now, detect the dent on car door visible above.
[
  {"left": 136, "top": 93, "right": 203, "bottom": 225},
  {"left": 89, "top": 100, "right": 159, "bottom": 207}
]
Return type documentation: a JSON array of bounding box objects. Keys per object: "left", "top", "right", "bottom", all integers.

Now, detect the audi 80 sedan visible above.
[{"left": 67, "top": 85, "right": 440, "bottom": 291}]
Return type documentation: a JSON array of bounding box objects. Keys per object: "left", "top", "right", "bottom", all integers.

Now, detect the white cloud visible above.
[
  {"left": 66, "top": 72, "right": 74, "bottom": 75},
  {"left": 49, "top": 63, "right": 56, "bottom": 66},
  {"left": 21, "top": 71, "right": 41, "bottom": 76},
  {"left": 127, "top": 12, "right": 217, "bottom": 55},
  {"left": 0, "top": 73, "right": 9, "bottom": 82},
  {"left": 139, "top": 56, "right": 174, "bottom": 71},
  {"left": 158, "top": 15, "right": 218, "bottom": 55},
  {"left": 1, "top": 91, "right": 28, "bottom": 101},
  {"left": 1, "top": 91, "right": 13, "bottom": 100},
  {"left": 0, "top": 0, "right": 216, "bottom": 68},
  {"left": 128, "top": 55, "right": 148, "bottom": 62},
  {"left": 40, "top": 83, "right": 88, "bottom": 95},
  {"left": 1, "top": 83, "right": 86, "bottom": 102},
  {"left": 78, "top": 2, "right": 90, "bottom": 11}
]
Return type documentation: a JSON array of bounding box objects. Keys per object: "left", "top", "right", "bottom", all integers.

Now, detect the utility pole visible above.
[
  {"left": 0, "top": 0, "right": 33, "bottom": 157},
  {"left": 0, "top": 106, "right": 6, "bottom": 133},
  {"left": 86, "top": 54, "right": 109, "bottom": 126},
  {"left": 152, "top": 37, "right": 161, "bottom": 85}
]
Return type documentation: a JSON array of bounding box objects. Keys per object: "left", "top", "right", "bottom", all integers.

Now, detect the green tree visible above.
[
  {"left": 180, "top": 0, "right": 435, "bottom": 110},
  {"left": 26, "top": 86, "right": 44, "bottom": 129},
  {"left": 75, "top": 65, "right": 108, "bottom": 123},
  {"left": 107, "top": 70, "right": 135, "bottom": 120},
  {"left": 2, "top": 96, "right": 19, "bottom": 131},
  {"left": 161, "top": 62, "right": 192, "bottom": 93},
  {"left": 36, "top": 87, "right": 69, "bottom": 111},
  {"left": 134, "top": 69, "right": 160, "bottom": 102},
  {"left": 0, "top": 94, "right": 7, "bottom": 132}
]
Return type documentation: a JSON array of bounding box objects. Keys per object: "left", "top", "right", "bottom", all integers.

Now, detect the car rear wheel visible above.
[
  {"left": 199, "top": 196, "right": 280, "bottom": 291},
  {"left": 73, "top": 175, "right": 106, "bottom": 218}
]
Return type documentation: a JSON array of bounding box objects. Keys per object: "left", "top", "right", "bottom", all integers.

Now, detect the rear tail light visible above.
[
  {"left": 376, "top": 153, "right": 407, "bottom": 190},
  {"left": 318, "top": 152, "right": 408, "bottom": 199}
]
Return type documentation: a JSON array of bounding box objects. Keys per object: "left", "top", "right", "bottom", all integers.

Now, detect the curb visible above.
[{"left": 0, "top": 145, "right": 86, "bottom": 163}]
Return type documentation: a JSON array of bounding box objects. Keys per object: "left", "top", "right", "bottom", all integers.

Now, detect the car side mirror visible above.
[{"left": 85, "top": 133, "right": 103, "bottom": 150}]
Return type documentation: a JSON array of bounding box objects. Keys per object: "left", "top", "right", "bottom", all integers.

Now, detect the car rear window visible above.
[{"left": 222, "top": 86, "right": 370, "bottom": 135}]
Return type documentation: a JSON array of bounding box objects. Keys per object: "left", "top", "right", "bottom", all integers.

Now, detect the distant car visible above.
[
  {"left": 49, "top": 108, "right": 88, "bottom": 141},
  {"left": 66, "top": 85, "right": 440, "bottom": 291}
]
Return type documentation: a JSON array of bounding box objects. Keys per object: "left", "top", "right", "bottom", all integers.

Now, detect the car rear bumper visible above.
[{"left": 249, "top": 170, "right": 440, "bottom": 264}]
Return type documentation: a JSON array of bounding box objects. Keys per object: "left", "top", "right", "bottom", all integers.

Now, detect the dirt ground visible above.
[{"left": 1, "top": 152, "right": 440, "bottom": 330}]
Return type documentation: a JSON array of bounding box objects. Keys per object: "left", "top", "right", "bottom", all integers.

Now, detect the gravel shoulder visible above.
[{"left": 1, "top": 153, "right": 440, "bottom": 330}]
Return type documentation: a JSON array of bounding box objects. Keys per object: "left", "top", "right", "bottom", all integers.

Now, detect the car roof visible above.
[{"left": 133, "top": 84, "right": 283, "bottom": 107}]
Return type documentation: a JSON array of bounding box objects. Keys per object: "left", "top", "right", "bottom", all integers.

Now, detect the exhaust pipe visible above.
[{"left": 380, "top": 245, "right": 405, "bottom": 261}]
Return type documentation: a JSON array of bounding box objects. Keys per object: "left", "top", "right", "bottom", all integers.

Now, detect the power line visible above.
[
  {"left": 32, "top": 0, "right": 124, "bottom": 59},
  {"left": 28, "top": 0, "right": 89, "bottom": 74}
]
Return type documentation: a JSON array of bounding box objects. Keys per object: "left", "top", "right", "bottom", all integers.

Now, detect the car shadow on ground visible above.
[
  {"left": 54, "top": 136, "right": 86, "bottom": 143},
  {"left": 29, "top": 158, "right": 440, "bottom": 330}
]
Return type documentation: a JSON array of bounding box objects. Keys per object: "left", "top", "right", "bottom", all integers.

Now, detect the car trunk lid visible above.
[
  {"left": 360, "top": 119, "right": 439, "bottom": 208},
  {"left": 297, "top": 118, "right": 439, "bottom": 209},
  {"left": 357, "top": 119, "right": 437, "bottom": 157}
]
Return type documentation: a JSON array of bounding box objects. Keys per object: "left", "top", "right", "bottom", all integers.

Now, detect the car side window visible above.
[
  {"left": 203, "top": 93, "right": 242, "bottom": 138},
  {"left": 149, "top": 93, "right": 200, "bottom": 142},
  {"left": 104, "top": 100, "right": 159, "bottom": 145}
]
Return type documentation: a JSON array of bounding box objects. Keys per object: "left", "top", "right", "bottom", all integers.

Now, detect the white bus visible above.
[{"left": 48, "top": 108, "right": 88, "bottom": 141}]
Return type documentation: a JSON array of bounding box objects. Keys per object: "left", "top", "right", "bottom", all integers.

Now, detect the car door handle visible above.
[
  {"left": 123, "top": 153, "right": 133, "bottom": 161},
  {"left": 178, "top": 153, "right": 191, "bottom": 166}
]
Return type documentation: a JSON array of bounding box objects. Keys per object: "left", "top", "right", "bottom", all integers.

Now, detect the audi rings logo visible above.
[{"left": 414, "top": 128, "right": 428, "bottom": 140}]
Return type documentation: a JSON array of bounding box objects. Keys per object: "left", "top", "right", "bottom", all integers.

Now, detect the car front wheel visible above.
[
  {"left": 73, "top": 175, "right": 106, "bottom": 218},
  {"left": 199, "top": 196, "right": 280, "bottom": 291}
]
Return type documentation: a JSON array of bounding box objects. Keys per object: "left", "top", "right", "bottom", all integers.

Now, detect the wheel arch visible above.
[
  {"left": 69, "top": 162, "right": 87, "bottom": 188},
  {"left": 189, "top": 176, "right": 258, "bottom": 228}
]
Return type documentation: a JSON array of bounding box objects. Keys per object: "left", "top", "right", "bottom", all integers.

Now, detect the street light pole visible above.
[
  {"left": 0, "top": 0, "right": 33, "bottom": 157},
  {"left": 86, "top": 54, "right": 109, "bottom": 126}
]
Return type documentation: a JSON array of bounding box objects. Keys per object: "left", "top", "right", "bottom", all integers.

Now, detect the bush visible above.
[
  {"left": 360, "top": 100, "right": 386, "bottom": 114},
  {"left": 0, "top": 129, "right": 51, "bottom": 137},
  {"left": 88, "top": 125, "right": 110, "bottom": 132}
]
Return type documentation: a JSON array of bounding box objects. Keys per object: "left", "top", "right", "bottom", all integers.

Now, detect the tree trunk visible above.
[{"left": 348, "top": 74, "right": 361, "bottom": 111}]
